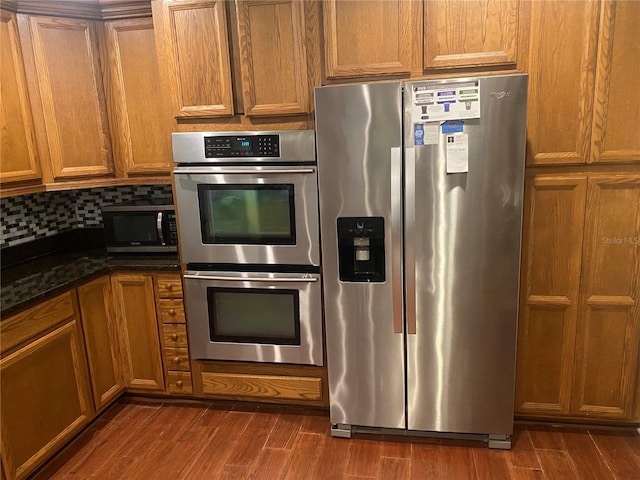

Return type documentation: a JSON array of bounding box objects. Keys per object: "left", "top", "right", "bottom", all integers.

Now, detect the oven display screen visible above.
[{"left": 204, "top": 135, "right": 280, "bottom": 158}]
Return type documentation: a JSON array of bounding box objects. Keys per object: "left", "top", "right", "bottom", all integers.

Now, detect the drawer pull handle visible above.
[
  {"left": 176, "top": 380, "right": 183, "bottom": 388},
  {"left": 168, "top": 309, "right": 176, "bottom": 316},
  {"left": 170, "top": 333, "right": 178, "bottom": 341},
  {"left": 172, "top": 356, "right": 180, "bottom": 364},
  {"left": 166, "top": 284, "right": 173, "bottom": 290}
]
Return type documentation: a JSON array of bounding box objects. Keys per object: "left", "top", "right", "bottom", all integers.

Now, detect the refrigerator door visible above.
[
  {"left": 404, "top": 75, "right": 528, "bottom": 435},
  {"left": 315, "top": 82, "right": 406, "bottom": 429}
]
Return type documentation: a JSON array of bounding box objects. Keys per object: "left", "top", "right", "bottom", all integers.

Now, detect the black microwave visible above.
[{"left": 102, "top": 204, "right": 178, "bottom": 253}]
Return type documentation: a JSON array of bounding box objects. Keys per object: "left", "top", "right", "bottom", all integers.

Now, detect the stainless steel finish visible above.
[
  {"left": 173, "top": 166, "right": 315, "bottom": 175},
  {"left": 315, "top": 81, "right": 406, "bottom": 430},
  {"left": 390, "top": 147, "right": 403, "bottom": 334},
  {"left": 102, "top": 204, "right": 175, "bottom": 212},
  {"left": 172, "top": 130, "right": 315, "bottom": 164},
  {"left": 183, "top": 273, "right": 318, "bottom": 283},
  {"left": 404, "top": 75, "right": 527, "bottom": 435},
  {"left": 331, "top": 424, "right": 353, "bottom": 438},
  {"left": 106, "top": 245, "right": 177, "bottom": 253},
  {"left": 156, "top": 212, "right": 165, "bottom": 245},
  {"left": 404, "top": 147, "right": 416, "bottom": 335},
  {"left": 488, "top": 435, "right": 512, "bottom": 450},
  {"left": 183, "top": 270, "right": 323, "bottom": 366},
  {"left": 173, "top": 166, "right": 320, "bottom": 266}
]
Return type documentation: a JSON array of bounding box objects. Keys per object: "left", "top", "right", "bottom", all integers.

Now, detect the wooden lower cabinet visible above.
[
  {"left": 516, "top": 172, "right": 640, "bottom": 422},
  {"left": 0, "top": 294, "right": 93, "bottom": 480},
  {"left": 76, "top": 276, "right": 124, "bottom": 411},
  {"left": 111, "top": 273, "right": 165, "bottom": 392}
]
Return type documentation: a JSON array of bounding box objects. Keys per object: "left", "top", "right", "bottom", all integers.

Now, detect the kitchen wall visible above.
[{"left": 0, "top": 185, "right": 173, "bottom": 248}]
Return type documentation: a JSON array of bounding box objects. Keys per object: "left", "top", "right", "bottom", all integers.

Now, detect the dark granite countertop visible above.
[{"left": 1, "top": 248, "right": 180, "bottom": 317}]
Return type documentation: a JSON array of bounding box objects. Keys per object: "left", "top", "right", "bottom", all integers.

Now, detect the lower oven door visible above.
[{"left": 183, "top": 270, "right": 323, "bottom": 366}]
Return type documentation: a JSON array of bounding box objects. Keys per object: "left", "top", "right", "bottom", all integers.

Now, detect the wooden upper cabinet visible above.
[
  {"left": 590, "top": 0, "right": 640, "bottom": 164},
  {"left": 572, "top": 175, "right": 640, "bottom": 419},
  {"left": 0, "top": 11, "right": 41, "bottom": 185},
  {"left": 515, "top": 175, "right": 587, "bottom": 416},
  {"left": 103, "top": 18, "right": 172, "bottom": 176},
  {"left": 236, "top": 0, "right": 311, "bottom": 116},
  {"left": 152, "top": 0, "right": 234, "bottom": 118},
  {"left": 18, "top": 15, "right": 113, "bottom": 181},
  {"left": 323, "top": 0, "right": 413, "bottom": 79},
  {"left": 526, "top": 0, "right": 600, "bottom": 166},
  {"left": 424, "top": 0, "right": 520, "bottom": 70}
]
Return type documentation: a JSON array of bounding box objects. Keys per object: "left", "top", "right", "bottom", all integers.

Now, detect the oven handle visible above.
[
  {"left": 173, "top": 167, "right": 315, "bottom": 175},
  {"left": 183, "top": 274, "right": 318, "bottom": 283},
  {"left": 156, "top": 212, "right": 165, "bottom": 245}
]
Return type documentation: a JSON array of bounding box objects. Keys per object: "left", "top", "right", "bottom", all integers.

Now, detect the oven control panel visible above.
[{"left": 204, "top": 135, "right": 280, "bottom": 158}]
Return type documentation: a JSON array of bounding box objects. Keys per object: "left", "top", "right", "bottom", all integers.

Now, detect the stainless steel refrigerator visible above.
[{"left": 314, "top": 74, "right": 528, "bottom": 449}]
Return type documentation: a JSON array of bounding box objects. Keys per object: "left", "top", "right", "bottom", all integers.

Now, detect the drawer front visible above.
[
  {"left": 200, "top": 372, "right": 322, "bottom": 401},
  {"left": 165, "top": 347, "right": 190, "bottom": 371},
  {"left": 157, "top": 275, "right": 183, "bottom": 298},
  {"left": 1, "top": 292, "right": 75, "bottom": 353},
  {"left": 167, "top": 371, "right": 193, "bottom": 394},
  {"left": 158, "top": 299, "right": 186, "bottom": 323},
  {"left": 162, "top": 324, "right": 188, "bottom": 348}
]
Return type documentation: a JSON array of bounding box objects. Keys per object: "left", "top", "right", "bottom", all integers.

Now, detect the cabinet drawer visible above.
[
  {"left": 156, "top": 275, "right": 182, "bottom": 298},
  {"left": 158, "top": 299, "right": 185, "bottom": 323},
  {"left": 167, "top": 371, "right": 193, "bottom": 395},
  {"left": 162, "top": 324, "right": 188, "bottom": 348},
  {"left": 1, "top": 292, "right": 75, "bottom": 353},
  {"left": 165, "top": 347, "right": 190, "bottom": 371},
  {"left": 200, "top": 372, "right": 322, "bottom": 401}
]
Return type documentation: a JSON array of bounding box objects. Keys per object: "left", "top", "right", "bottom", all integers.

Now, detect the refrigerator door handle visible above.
[
  {"left": 391, "top": 147, "right": 403, "bottom": 334},
  {"left": 405, "top": 147, "right": 417, "bottom": 335}
]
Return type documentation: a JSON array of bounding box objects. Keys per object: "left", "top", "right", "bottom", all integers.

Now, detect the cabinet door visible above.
[
  {"left": 424, "top": 0, "right": 520, "bottom": 70},
  {"left": 515, "top": 175, "right": 587, "bottom": 416},
  {"left": 236, "top": 0, "right": 311, "bottom": 116},
  {"left": 0, "top": 11, "right": 40, "bottom": 185},
  {"left": 103, "top": 18, "right": 173, "bottom": 176},
  {"left": 526, "top": 0, "right": 600, "bottom": 166},
  {"left": 572, "top": 175, "right": 640, "bottom": 419},
  {"left": 0, "top": 319, "right": 93, "bottom": 480},
  {"left": 19, "top": 15, "right": 112, "bottom": 180},
  {"left": 152, "top": 0, "right": 233, "bottom": 118},
  {"left": 111, "top": 273, "right": 165, "bottom": 391},
  {"left": 590, "top": 0, "right": 640, "bottom": 164},
  {"left": 77, "top": 277, "right": 124, "bottom": 411},
  {"left": 322, "top": 0, "right": 413, "bottom": 79}
]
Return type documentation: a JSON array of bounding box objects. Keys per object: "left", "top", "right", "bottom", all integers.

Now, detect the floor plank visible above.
[
  {"left": 562, "top": 431, "right": 615, "bottom": 480},
  {"left": 528, "top": 426, "right": 568, "bottom": 450},
  {"left": 282, "top": 433, "right": 325, "bottom": 480},
  {"left": 346, "top": 438, "right": 382, "bottom": 477},
  {"left": 536, "top": 449, "right": 581, "bottom": 480},
  {"left": 225, "top": 411, "right": 279, "bottom": 467},
  {"left": 590, "top": 431, "right": 640, "bottom": 480},
  {"left": 264, "top": 410, "right": 303, "bottom": 449},
  {"left": 411, "top": 444, "right": 477, "bottom": 480},
  {"left": 474, "top": 448, "right": 512, "bottom": 480},
  {"left": 379, "top": 457, "right": 411, "bottom": 480},
  {"left": 380, "top": 434, "right": 412, "bottom": 459},
  {"left": 510, "top": 425, "right": 542, "bottom": 469},
  {"left": 313, "top": 435, "right": 352, "bottom": 479},
  {"left": 249, "top": 448, "right": 291, "bottom": 480}
]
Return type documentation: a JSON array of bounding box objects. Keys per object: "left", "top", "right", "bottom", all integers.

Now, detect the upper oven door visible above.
[{"left": 174, "top": 166, "right": 320, "bottom": 266}]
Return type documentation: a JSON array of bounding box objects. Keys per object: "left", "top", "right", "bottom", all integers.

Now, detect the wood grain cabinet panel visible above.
[
  {"left": 572, "top": 175, "right": 640, "bottom": 419},
  {"left": 152, "top": 0, "right": 233, "bottom": 118},
  {"left": 111, "top": 273, "right": 165, "bottom": 392},
  {"left": 0, "top": 11, "right": 41, "bottom": 185},
  {"left": 19, "top": 15, "right": 113, "bottom": 180},
  {"left": 590, "top": 0, "right": 640, "bottom": 164},
  {"left": 515, "top": 175, "right": 587, "bottom": 415},
  {"left": 423, "top": 0, "right": 520, "bottom": 70},
  {"left": 236, "top": 0, "right": 311, "bottom": 116},
  {"left": 103, "top": 18, "right": 173, "bottom": 175},
  {"left": 0, "top": 318, "right": 93, "bottom": 480},
  {"left": 322, "top": 0, "right": 412, "bottom": 79},
  {"left": 526, "top": 0, "right": 600, "bottom": 166},
  {"left": 76, "top": 276, "right": 124, "bottom": 412}
]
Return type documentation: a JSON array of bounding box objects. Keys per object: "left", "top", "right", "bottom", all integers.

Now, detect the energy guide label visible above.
[{"left": 411, "top": 81, "right": 481, "bottom": 122}]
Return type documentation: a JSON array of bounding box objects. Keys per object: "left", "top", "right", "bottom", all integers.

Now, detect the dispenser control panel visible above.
[{"left": 337, "top": 217, "right": 385, "bottom": 282}]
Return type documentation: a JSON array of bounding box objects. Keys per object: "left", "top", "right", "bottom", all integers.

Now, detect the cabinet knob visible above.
[
  {"left": 166, "top": 283, "right": 173, "bottom": 290},
  {"left": 172, "top": 356, "right": 180, "bottom": 364},
  {"left": 170, "top": 333, "right": 178, "bottom": 341},
  {"left": 176, "top": 380, "right": 183, "bottom": 388},
  {"left": 168, "top": 309, "right": 176, "bottom": 316}
]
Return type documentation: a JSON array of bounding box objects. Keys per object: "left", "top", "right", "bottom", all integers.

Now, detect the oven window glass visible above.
[
  {"left": 112, "top": 213, "right": 159, "bottom": 243},
  {"left": 207, "top": 287, "right": 300, "bottom": 345},
  {"left": 197, "top": 185, "right": 295, "bottom": 245}
]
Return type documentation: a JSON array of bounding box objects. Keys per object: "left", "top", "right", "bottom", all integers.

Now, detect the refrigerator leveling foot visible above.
[
  {"left": 488, "top": 434, "right": 512, "bottom": 450},
  {"left": 331, "top": 424, "right": 353, "bottom": 438}
]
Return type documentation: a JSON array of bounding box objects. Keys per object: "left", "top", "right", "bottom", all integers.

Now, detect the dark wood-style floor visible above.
[{"left": 40, "top": 399, "right": 640, "bottom": 480}]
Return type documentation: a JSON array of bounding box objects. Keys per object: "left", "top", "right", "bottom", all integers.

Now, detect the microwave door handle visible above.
[
  {"left": 157, "top": 212, "right": 166, "bottom": 245},
  {"left": 183, "top": 274, "right": 318, "bottom": 283},
  {"left": 173, "top": 167, "right": 315, "bottom": 175}
]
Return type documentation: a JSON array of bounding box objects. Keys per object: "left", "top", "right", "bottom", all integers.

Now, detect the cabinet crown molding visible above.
[{"left": 11, "top": 0, "right": 151, "bottom": 20}]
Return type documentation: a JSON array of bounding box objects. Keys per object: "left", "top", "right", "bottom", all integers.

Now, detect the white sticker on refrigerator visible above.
[
  {"left": 423, "top": 123, "right": 439, "bottom": 145},
  {"left": 446, "top": 134, "right": 469, "bottom": 173},
  {"left": 411, "top": 81, "right": 480, "bottom": 123}
]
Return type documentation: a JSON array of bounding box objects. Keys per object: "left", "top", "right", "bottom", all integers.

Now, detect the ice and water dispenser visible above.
[{"left": 337, "top": 217, "right": 385, "bottom": 282}]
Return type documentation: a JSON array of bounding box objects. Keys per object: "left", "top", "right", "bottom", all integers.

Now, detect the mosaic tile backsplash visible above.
[{"left": 1, "top": 185, "right": 173, "bottom": 248}]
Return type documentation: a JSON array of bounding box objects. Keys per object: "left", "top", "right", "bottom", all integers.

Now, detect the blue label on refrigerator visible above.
[
  {"left": 441, "top": 120, "right": 464, "bottom": 134},
  {"left": 414, "top": 124, "right": 424, "bottom": 145}
]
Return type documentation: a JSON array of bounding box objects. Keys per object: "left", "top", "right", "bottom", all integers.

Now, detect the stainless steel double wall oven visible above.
[{"left": 173, "top": 131, "right": 323, "bottom": 366}]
